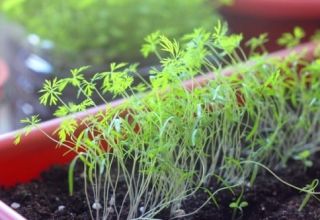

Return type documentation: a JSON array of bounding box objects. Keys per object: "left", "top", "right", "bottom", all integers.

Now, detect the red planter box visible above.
[
  {"left": 0, "top": 41, "right": 316, "bottom": 186},
  {"left": 0, "top": 42, "right": 317, "bottom": 218},
  {"left": 220, "top": 0, "right": 320, "bottom": 51}
]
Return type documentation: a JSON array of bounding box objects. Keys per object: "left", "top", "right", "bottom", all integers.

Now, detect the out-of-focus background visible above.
[
  {"left": 0, "top": 0, "right": 231, "bottom": 134},
  {"left": 0, "top": 0, "right": 319, "bottom": 134}
]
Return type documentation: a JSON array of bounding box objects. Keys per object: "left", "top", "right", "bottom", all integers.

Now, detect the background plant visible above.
[{"left": 0, "top": 0, "right": 222, "bottom": 68}]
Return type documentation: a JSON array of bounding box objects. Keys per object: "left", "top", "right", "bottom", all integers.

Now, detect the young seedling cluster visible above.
[{"left": 17, "top": 22, "right": 320, "bottom": 219}]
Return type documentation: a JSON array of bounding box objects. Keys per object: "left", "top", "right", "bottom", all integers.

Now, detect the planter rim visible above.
[
  {"left": 0, "top": 200, "right": 26, "bottom": 220},
  {"left": 222, "top": 0, "right": 320, "bottom": 19}
]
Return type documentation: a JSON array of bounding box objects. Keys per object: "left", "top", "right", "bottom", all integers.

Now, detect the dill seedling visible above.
[{"left": 16, "top": 24, "right": 320, "bottom": 219}]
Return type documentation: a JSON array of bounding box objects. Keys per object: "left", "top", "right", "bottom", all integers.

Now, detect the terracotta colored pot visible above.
[
  {"left": 220, "top": 0, "right": 320, "bottom": 52},
  {"left": 0, "top": 41, "right": 316, "bottom": 186},
  {"left": 0, "top": 59, "right": 9, "bottom": 99},
  {"left": 0, "top": 42, "right": 317, "bottom": 218}
]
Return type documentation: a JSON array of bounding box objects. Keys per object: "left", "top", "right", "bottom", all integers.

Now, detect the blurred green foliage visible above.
[{"left": 1, "top": 0, "right": 220, "bottom": 67}]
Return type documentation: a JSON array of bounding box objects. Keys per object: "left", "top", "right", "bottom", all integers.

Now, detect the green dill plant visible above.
[{"left": 15, "top": 24, "right": 320, "bottom": 219}]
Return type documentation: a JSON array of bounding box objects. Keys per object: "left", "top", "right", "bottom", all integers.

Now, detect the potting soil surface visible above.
[{"left": 1, "top": 157, "right": 320, "bottom": 220}]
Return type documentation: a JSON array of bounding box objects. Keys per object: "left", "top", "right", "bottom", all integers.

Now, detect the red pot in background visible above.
[
  {"left": 220, "top": 0, "right": 320, "bottom": 52},
  {"left": 0, "top": 59, "right": 9, "bottom": 99}
]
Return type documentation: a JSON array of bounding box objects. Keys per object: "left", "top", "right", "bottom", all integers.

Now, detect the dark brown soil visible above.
[{"left": 1, "top": 157, "right": 320, "bottom": 220}]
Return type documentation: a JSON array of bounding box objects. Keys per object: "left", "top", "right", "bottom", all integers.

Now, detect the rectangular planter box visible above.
[{"left": 0, "top": 41, "right": 317, "bottom": 218}]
